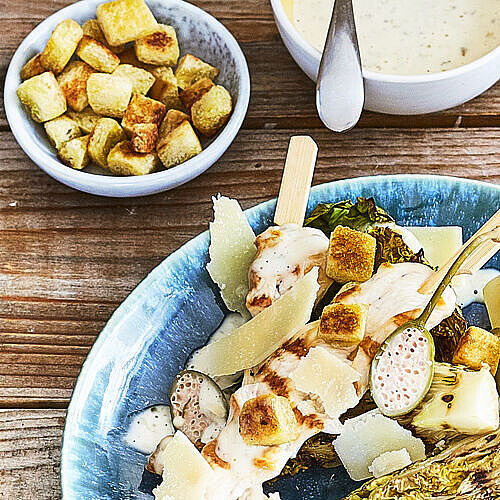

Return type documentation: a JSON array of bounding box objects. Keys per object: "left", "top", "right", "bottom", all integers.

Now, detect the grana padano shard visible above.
[
  {"left": 368, "top": 448, "right": 412, "bottom": 478},
  {"left": 153, "top": 431, "right": 213, "bottom": 500},
  {"left": 206, "top": 196, "right": 256, "bottom": 316},
  {"left": 333, "top": 410, "right": 425, "bottom": 481},
  {"left": 406, "top": 226, "right": 462, "bottom": 268},
  {"left": 289, "top": 346, "right": 361, "bottom": 418},
  {"left": 193, "top": 268, "right": 320, "bottom": 376}
]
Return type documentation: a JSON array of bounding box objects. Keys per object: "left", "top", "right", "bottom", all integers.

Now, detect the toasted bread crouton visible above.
[
  {"left": 96, "top": 0, "right": 158, "bottom": 46},
  {"left": 17, "top": 72, "right": 67, "bottom": 123},
  {"left": 118, "top": 47, "right": 155, "bottom": 71},
  {"left": 107, "top": 140, "right": 160, "bottom": 175},
  {"left": 113, "top": 64, "right": 155, "bottom": 95},
  {"left": 326, "top": 226, "right": 376, "bottom": 283},
  {"left": 86, "top": 73, "right": 132, "bottom": 117},
  {"left": 82, "top": 19, "right": 125, "bottom": 53},
  {"left": 121, "top": 93, "right": 166, "bottom": 134},
  {"left": 179, "top": 78, "right": 214, "bottom": 111},
  {"left": 175, "top": 54, "right": 219, "bottom": 90},
  {"left": 239, "top": 394, "right": 299, "bottom": 446},
  {"left": 40, "top": 19, "right": 83, "bottom": 74},
  {"left": 76, "top": 35, "right": 120, "bottom": 73},
  {"left": 57, "top": 61, "right": 95, "bottom": 112},
  {"left": 44, "top": 115, "right": 82, "bottom": 150},
  {"left": 149, "top": 66, "right": 182, "bottom": 110},
  {"left": 452, "top": 326, "right": 500, "bottom": 374},
  {"left": 66, "top": 107, "right": 101, "bottom": 133},
  {"left": 157, "top": 120, "right": 201, "bottom": 168},
  {"left": 130, "top": 123, "right": 158, "bottom": 153},
  {"left": 319, "top": 303, "right": 368, "bottom": 347},
  {"left": 88, "top": 117, "right": 126, "bottom": 167},
  {"left": 58, "top": 134, "right": 90, "bottom": 170},
  {"left": 191, "top": 85, "right": 232, "bottom": 136},
  {"left": 158, "top": 109, "right": 189, "bottom": 139},
  {"left": 20, "top": 54, "right": 45, "bottom": 81},
  {"left": 135, "top": 24, "right": 179, "bottom": 66}
]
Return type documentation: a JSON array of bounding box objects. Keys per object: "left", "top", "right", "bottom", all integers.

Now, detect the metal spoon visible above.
[{"left": 316, "top": 0, "right": 364, "bottom": 132}]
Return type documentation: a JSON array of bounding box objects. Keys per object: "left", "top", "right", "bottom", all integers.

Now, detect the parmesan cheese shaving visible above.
[
  {"left": 368, "top": 448, "right": 412, "bottom": 478},
  {"left": 334, "top": 410, "right": 425, "bottom": 481},
  {"left": 153, "top": 431, "right": 213, "bottom": 500},
  {"left": 289, "top": 346, "right": 361, "bottom": 418},
  {"left": 206, "top": 196, "right": 256, "bottom": 316},
  {"left": 193, "top": 268, "right": 320, "bottom": 376}
]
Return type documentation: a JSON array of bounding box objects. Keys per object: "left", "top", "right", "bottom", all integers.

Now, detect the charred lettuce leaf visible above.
[
  {"left": 343, "top": 431, "right": 500, "bottom": 499},
  {"left": 368, "top": 226, "right": 428, "bottom": 270},
  {"left": 304, "top": 197, "right": 394, "bottom": 236},
  {"left": 276, "top": 433, "right": 340, "bottom": 478},
  {"left": 430, "top": 308, "right": 469, "bottom": 363}
]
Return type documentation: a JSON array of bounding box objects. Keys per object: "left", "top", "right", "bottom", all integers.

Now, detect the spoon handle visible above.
[{"left": 316, "top": 0, "right": 364, "bottom": 132}]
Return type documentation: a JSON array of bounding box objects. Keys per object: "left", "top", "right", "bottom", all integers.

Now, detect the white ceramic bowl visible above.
[
  {"left": 4, "top": 0, "right": 250, "bottom": 197},
  {"left": 270, "top": 0, "right": 500, "bottom": 115}
]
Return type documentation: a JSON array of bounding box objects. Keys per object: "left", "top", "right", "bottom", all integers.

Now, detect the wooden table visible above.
[{"left": 0, "top": 0, "right": 499, "bottom": 496}]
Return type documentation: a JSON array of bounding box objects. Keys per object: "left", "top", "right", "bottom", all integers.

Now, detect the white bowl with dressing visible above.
[{"left": 271, "top": 0, "right": 500, "bottom": 115}]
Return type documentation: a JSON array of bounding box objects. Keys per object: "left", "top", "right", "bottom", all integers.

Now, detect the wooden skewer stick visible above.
[
  {"left": 419, "top": 208, "right": 500, "bottom": 294},
  {"left": 274, "top": 136, "right": 318, "bottom": 226}
]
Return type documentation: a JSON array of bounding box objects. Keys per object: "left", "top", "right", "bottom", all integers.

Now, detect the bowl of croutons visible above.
[{"left": 5, "top": 0, "right": 250, "bottom": 197}]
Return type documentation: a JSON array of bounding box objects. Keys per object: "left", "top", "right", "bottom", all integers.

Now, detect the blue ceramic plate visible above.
[{"left": 61, "top": 175, "right": 500, "bottom": 499}]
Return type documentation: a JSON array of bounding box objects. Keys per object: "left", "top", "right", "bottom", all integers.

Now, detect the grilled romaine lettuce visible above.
[
  {"left": 304, "top": 197, "right": 394, "bottom": 236},
  {"left": 344, "top": 431, "right": 500, "bottom": 499}
]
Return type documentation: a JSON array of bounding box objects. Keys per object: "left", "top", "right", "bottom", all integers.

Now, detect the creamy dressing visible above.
[
  {"left": 123, "top": 405, "right": 174, "bottom": 454},
  {"left": 288, "top": 0, "right": 500, "bottom": 75},
  {"left": 452, "top": 268, "right": 500, "bottom": 308}
]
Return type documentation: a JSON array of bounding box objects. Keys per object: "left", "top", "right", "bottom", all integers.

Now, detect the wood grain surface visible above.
[{"left": 0, "top": 0, "right": 499, "bottom": 497}]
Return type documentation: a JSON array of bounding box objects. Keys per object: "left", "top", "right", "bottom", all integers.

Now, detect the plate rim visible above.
[{"left": 60, "top": 173, "right": 500, "bottom": 497}]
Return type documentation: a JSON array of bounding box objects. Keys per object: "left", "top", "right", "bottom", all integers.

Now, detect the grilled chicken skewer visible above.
[{"left": 246, "top": 136, "right": 333, "bottom": 316}]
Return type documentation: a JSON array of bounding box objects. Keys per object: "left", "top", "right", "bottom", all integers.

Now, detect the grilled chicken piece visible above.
[
  {"left": 246, "top": 224, "right": 331, "bottom": 316},
  {"left": 201, "top": 323, "right": 353, "bottom": 499},
  {"left": 335, "top": 262, "right": 456, "bottom": 393}
]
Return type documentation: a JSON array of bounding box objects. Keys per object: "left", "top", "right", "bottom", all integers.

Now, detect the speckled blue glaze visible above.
[{"left": 61, "top": 175, "right": 500, "bottom": 499}]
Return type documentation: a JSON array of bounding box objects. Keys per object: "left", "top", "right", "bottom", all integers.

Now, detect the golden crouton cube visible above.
[
  {"left": 135, "top": 24, "right": 179, "bottom": 66},
  {"left": 66, "top": 107, "right": 101, "bottom": 133},
  {"left": 20, "top": 54, "right": 45, "bottom": 81},
  {"left": 149, "top": 66, "right": 182, "bottom": 110},
  {"left": 40, "top": 19, "right": 83, "bottom": 74},
  {"left": 58, "top": 135, "right": 90, "bottom": 170},
  {"left": 107, "top": 140, "right": 160, "bottom": 175},
  {"left": 86, "top": 73, "right": 132, "bottom": 117},
  {"left": 319, "top": 303, "right": 368, "bottom": 347},
  {"left": 191, "top": 85, "right": 232, "bottom": 136},
  {"left": 118, "top": 47, "right": 154, "bottom": 71},
  {"left": 130, "top": 123, "right": 158, "bottom": 153},
  {"left": 158, "top": 109, "right": 189, "bottom": 138},
  {"left": 452, "top": 326, "right": 500, "bottom": 374},
  {"left": 179, "top": 78, "right": 214, "bottom": 111},
  {"left": 113, "top": 64, "right": 155, "bottom": 95},
  {"left": 96, "top": 0, "right": 158, "bottom": 46},
  {"left": 239, "top": 394, "right": 299, "bottom": 446},
  {"left": 88, "top": 117, "right": 126, "bottom": 167},
  {"left": 17, "top": 72, "right": 67, "bottom": 123},
  {"left": 157, "top": 120, "right": 202, "bottom": 169},
  {"left": 326, "top": 226, "right": 376, "bottom": 283},
  {"left": 121, "top": 93, "right": 166, "bottom": 135},
  {"left": 175, "top": 54, "right": 219, "bottom": 90},
  {"left": 44, "top": 115, "right": 82, "bottom": 150},
  {"left": 76, "top": 35, "right": 120, "bottom": 73},
  {"left": 57, "top": 61, "right": 95, "bottom": 112},
  {"left": 82, "top": 19, "right": 125, "bottom": 53}
]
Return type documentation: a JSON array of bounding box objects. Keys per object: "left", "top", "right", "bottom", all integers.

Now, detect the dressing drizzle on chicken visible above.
[{"left": 246, "top": 224, "right": 331, "bottom": 316}]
